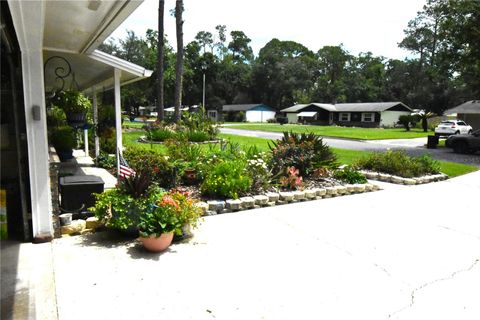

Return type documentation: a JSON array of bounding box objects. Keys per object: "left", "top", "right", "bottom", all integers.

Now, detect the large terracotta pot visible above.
[{"left": 139, "top": 233, "right": 174, "bottom": 252}]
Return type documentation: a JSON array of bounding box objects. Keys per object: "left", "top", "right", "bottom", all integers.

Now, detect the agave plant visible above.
[{"left": 269, "top": 131, "right": 337, "bottom": 177}]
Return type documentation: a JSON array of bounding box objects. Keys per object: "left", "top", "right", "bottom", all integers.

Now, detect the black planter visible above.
[
  {"left": 57, "top": 149, "right": 74, "bottom": 161},
  {"left": 66, "top": 112, "right": 86, "bottom": 127}
]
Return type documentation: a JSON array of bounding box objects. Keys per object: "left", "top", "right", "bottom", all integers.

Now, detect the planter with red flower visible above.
[{"left": 137, "top": 191, "right": 202, "bottom": 252}]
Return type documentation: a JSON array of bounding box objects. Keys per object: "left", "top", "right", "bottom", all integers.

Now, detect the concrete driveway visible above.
[{"left": 4, "top": 171, "right": 479, "bottom": 319}]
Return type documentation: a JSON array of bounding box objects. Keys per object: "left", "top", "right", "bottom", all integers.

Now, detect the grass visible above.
[
  {"left": 222, "top": 123, "right": 431, "bottom": 140},
  {"left": 123, "top": 120, "right": 149, "bottom": 129},
  {"left": 123, "top": 131, "right": 477, "bottom": 178},
  {"left": 218, "top": 134, "right": 477, "bottom": 178},
  {"left": 437, "top": 162, "right": 478, "bottom": 177}
]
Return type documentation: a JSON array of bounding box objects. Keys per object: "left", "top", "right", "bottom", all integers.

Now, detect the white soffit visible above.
[
  {"left": 297, "top": 111, "right": 318, "bottom": 117},
  {"left": 43, "top": 0, "right": 143, "bottom": 54}
]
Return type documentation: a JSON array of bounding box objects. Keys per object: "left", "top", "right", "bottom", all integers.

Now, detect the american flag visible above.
[{"left": 119, "top": 151, "right": 135, "bottom": 179}]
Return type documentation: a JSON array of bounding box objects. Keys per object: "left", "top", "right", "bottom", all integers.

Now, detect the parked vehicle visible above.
[
  {"left": 445, "top": 129, "right": 480, "bottom": 154},
  {"left": 434, "top": 120, "right": 473, "bottom": 137}
]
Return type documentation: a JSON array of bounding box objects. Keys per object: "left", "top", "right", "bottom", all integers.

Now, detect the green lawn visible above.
[
  {"left": 123, "top": 120, "right": 149, "bottom": 129},
  {"left": 222, "top": 123, "right": 431, "bottom": 140},
  {"left": 123, "top": 131, "right": 477, "bottom": 178}
]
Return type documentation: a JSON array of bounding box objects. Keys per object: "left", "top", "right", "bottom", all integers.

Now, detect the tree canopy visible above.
[{"left": 101, "top": 0, "right": 479, "bottom": 115}]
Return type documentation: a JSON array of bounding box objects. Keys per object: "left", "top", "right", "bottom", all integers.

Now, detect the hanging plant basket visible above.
[{"left": 66, "top": 112, "right": 86, "bottom": 127}]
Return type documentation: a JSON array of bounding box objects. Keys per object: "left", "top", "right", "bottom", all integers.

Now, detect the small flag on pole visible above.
[{"left": 119, "top": 151, "right": 135, "bottom": 179}]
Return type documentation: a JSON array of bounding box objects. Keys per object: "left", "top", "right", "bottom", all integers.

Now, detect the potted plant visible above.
[
  {"left": 91, "top": 171, "right": 163, "bottom": 235},
  {"left": 53, "top": 90, "right": 92, "bottom": 127},
  {"left": 137, "top": 190, "right": 202, "bottom": 252},
  {"left": 50, "top": 126, "right": 76, "bottom": 161}
]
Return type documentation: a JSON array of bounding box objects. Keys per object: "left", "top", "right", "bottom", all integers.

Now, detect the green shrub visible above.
[
  {"left": 356, "top": 150, "right": 440, "bottom": 178},
  {"left": 96, "top": 151, "right": 116, "bottom": 170},
  {"left": 269, "top": 131, "right": 337, "bottom": 177},
  {"left": 416, "top": 154, "right": 441, "bottom": 175},
  {"left": 398, "top": 115, "right": 418, "bottom": 131},
  {"left": 186, "top": 130, "right": 210, "bottom": 142},
  {"left": 201, "top": 160, "right": 252, "bottom": 199},
  {"left": 333, "top": 166, "right": 367, "bottom": 184},
  {"left": 181, "top": 106, "right": 219, "bottom": 139},
  {"left": 165, "top": 139, "right": 205, "bottom": 162},
  {"left": 124, "top": 147, "right": 177, "bottom": 187},
  {"left": 91, "top": 184, "right": 164, "bottom": 231},
  {"left": 50, "top": 126, "right": 76, "bottom": 151},
  {"left": 148, "top": 128, "right": 175, "bottom": 142}
]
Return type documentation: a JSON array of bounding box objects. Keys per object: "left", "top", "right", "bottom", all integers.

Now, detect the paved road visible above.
[{"left": 220, "top": 127, "right": 480, "bottom": 167}]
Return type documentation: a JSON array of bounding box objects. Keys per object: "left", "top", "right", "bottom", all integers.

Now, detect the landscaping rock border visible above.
[
  {"left": 194, "top": 183, "right": 381, "bottom": 217},
  {"left": 359, "top": 170, "right": 448, "bottom": 185}
]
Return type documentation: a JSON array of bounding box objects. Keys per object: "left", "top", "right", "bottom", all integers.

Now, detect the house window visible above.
[
  {"left": 362, "top": 113, "right": 375, "bottom": 122},
  {"left": 339, "top": 113, "right": 350, "bottom": 122},
  {"left": 207, "top": 110, "right": 217, "bottom": 120}
]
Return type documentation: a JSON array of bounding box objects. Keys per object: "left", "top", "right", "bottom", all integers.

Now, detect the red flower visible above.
[{"left": 160, "top": 195, "right": 179, "bottom": 209}]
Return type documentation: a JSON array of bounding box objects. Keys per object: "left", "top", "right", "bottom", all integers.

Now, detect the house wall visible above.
[
  {"left": 458, "top": 114, "right": 480, "bottom": 130},
  {"left": 286, "top": 113, "right": 298, "bottom": 124},
  {"left": 246, "top": 110, "right": 276, "bottom": 122},
  {"left": 333, "top": 112, "right": 380, "bottom": 128},
  {"left": 380, "top": 111, "right": 411, "bottom": 127}
]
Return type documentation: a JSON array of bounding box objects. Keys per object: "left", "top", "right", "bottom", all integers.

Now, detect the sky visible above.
[{"left": 110, "top": 0, "right": 426, "bottom": 60}]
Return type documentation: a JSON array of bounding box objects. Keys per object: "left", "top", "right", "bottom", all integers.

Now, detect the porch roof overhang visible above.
[
  {"left": 297, "top": 111, "right": 317, "bottom": 117},
  {"left": 44, "top": 49, "right": 153, "bottom": 94},
  {"left": 11, "top": 0, "right": 152, "bottom": 94}
]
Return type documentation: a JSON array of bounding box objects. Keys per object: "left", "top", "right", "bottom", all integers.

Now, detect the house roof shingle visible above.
[
  {"left": 444, "top": 100, "right": 480, "bottom": 114},
  {"left": 281, "top": 102, "right": 412, "bottom": 113},
  {"left": 335, "top": 102, "right": 412, "bottom": 112},
  {"left": 222, "top": 104, "right": 273, "bottom": 112}
]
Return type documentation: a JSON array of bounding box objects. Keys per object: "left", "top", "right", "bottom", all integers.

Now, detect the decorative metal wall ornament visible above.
[{"left": 43, "top": 55, "right": 79, "bottom": 98}]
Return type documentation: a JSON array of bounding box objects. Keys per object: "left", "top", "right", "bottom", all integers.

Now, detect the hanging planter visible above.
[
  {"left": 66, "top": 112, "right": 87, "bottom": 127},
  {"left": 52, "top": 90, "right": 91, "bottom": 128}
]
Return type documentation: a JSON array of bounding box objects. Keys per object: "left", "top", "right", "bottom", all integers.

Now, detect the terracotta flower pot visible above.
[{"left": 139, "top": 232, "right": 174, "bottom": 252}]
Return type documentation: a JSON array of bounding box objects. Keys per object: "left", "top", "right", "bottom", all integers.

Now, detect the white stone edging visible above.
[
  {"left": 359, "top": 170, "right": 448, "bottom": 185},
  {"left": 195, "top": 183, "right": 381, "bottom": 216}
]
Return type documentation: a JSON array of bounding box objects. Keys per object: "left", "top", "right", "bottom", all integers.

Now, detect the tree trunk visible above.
[
  {"left": 156, "top": 0, "right": 165, "bottom": 122},
  {"left": 422, "top": 116, "right": 428, "bottom": 132},
  {"left": 174, "top": 0, "right": 184, "bottom": 123}
]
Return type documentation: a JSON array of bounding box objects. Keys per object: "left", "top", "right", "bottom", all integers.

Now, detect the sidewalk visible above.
[{"left": 2, "top": 170, "right": 480, "bottom": 319}]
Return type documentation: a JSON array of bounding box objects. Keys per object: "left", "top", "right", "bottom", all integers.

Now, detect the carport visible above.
[{"left": 445, "top": 100, "right": 480, "bottom": 130}]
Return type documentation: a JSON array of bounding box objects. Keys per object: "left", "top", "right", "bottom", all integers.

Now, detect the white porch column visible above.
[
  {"left": 9, "top": 0, "right": 53, "bottom": 240},
  {"left": 114, "top": 68, "right": 122, "bottom": 180},
  {"left": 22, "top": 51, "right": 53, "bottom": 241},
  {"left": 84, "top": 129, "right": 89, "bottom": 156},
  {"left": 92, "top": 87, "right": 100, "bottom": 161}
]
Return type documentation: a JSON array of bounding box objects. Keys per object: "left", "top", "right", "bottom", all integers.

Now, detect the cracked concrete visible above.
[
  {"left": 3, "top": 170, "right": 480, "bottom": 319},
  {"left": 390, "top": 259, "right": 480, "bottom": 319}
]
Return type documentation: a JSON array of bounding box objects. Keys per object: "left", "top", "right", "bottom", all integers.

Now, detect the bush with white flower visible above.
[{"left": 246, "top": 153, "right": 272, "bottom": 192}]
